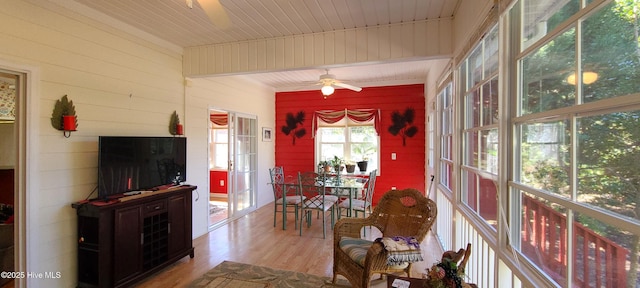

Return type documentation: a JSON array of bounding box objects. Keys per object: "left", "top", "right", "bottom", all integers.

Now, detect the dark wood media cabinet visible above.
[{"left": 72, "top": 185, "right": 196, "bottom": 288}]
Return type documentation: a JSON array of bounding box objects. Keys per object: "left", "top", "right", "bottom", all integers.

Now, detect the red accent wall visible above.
[
  {"left": 209, "top": 170, "right": 228, "bottom": 194},
  {"left": 275, "top": 84, "right": 425, "bottom": 205}
]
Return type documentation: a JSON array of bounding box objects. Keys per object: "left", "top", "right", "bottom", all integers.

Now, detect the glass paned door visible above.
[{"left": 228, "top": 112, "right": 257, "bottom": 217}]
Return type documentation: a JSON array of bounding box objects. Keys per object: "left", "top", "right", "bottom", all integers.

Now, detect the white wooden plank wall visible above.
[
  {"left": 183, "top": 19, "right": 453, "bottom": 77},
  {"left": 0, "top": 2, "right": 184, "bottom": 287},
  {"left": 184, "top": 76, "right": 275, "bottom": 237}
]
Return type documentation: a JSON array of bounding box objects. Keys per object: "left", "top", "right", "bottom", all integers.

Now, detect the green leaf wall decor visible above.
[{"left": 50, "top": 95, "right": 78, "bottom": 130}]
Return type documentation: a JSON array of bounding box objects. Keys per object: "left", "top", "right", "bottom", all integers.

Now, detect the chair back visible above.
[
  {"left": 369, "top": 188, "right": 436, "bottom": 243},
  {"left": 269, "top": 167, "right": 286, "bottom": 199},
  {"left": 363, "top": 170, "right": 377, "bottom": 203},
  {"left": 297, "top": 171, "right": 327, "bottom": 200}
]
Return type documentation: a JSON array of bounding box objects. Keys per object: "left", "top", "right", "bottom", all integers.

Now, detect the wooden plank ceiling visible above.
[{"left": 64, "top": 0, "right": 462, "bottom": 90}]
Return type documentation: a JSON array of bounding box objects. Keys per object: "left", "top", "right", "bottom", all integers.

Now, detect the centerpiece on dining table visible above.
[
  {"left": 330, "top": 156, "right": 344, "bottom": 173},
  {"left": 329, "top": 156, "right": 345, "bottom": 184},
  {"left": 318, "top": 160, "right": 332, "bottom": 173},
  {"left": 344, "top": 160, "right": 356, "bottom": 173}
]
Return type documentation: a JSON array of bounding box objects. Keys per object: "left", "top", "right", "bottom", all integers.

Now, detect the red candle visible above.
[
  {"left": 176, "top": 124, "right": 183, "bottom": 135},
  {"left": 63, "top": 115, "right": 76, "bottom": 131}
]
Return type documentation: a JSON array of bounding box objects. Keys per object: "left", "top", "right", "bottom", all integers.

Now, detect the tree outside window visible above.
[{"left": 515, "top": 1, "right": 640, "bottom": 286}]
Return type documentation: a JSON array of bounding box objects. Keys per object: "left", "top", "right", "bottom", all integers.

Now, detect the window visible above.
[
  {"left": 512, "top": 1, "right": 640, "bottom": 286},
  {"left": 428, "top": 104, "right": 435, "bottom": 169},
  {"left": 316, "top": 125, "right": 379, "bottom": 173},
  {"left": 209, "top": 127, "right": 228, "bottom": 170},
  {"left": 458, "top": 24, "right": 499, "bottom": 229},
  {"left": 439, "top": 83, "right": 453, "bottom": 191}
]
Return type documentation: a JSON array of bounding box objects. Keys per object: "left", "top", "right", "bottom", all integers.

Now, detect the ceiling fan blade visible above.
[
  {"left": 334, "top": 82, "right": 362, "bottom": 92},
  {"left": 198, "top": 0, "right": 231, "bottom": 29}
]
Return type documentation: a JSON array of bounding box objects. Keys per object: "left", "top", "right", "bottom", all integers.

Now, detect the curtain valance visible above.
[
  {"left": 312, "top": 109, "right": 380, "bottom": 137},
  {"left": 210, "top": 114, "right": 228, "bottom": 126}
]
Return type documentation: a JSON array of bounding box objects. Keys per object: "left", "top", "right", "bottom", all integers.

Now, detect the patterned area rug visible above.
[
  {"left": 209, "top": 203, "right": 227, "bottom": 215},
  {"left": 187, "top": 261, "right": 351, "bottom": 288}
]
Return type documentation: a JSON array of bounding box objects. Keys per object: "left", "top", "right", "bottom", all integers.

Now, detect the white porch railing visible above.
[{"left": 434, "top": 189, "right": 526, "bottom": 287}]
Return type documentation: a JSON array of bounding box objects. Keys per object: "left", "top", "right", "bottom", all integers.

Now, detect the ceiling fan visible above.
[
  {"left": 185, "top": 0, "right": 231, "bottom": 29},
  {"left": 315, "top": 70, "right": 362, "bottom": 97}
]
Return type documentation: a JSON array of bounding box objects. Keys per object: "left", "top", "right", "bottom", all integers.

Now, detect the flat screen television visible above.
[{"left": 98, "top": 136, "right": 186, "bottom": 200}]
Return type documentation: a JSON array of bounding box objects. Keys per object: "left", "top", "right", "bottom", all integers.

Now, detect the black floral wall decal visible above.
[
  {"left": 281, "top": 111, "right": 306, "bottom": 145},
  {"left": 388, "top": 107, "right": 418, "bottom": 146}
]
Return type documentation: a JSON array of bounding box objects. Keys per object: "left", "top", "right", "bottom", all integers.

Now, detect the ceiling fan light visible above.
[
  {"left": 321, "top": 85, "right": 334, "bottom": 96},
  {"left": 566, "top": 71, "right": 598, "bottom": 85},
  {"left": 583, "top": 71, "right": 598, "bottom": 84}
]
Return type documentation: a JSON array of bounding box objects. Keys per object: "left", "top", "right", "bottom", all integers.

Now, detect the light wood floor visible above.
[
  {"left": 135, "top": 202, "right": 443, "bottom": 287},
  {"left": 209, "top": 194, "right": 228, "bottom": 224}
]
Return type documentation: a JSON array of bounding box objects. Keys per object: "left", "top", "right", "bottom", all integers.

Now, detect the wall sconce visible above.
[
  {"left": 50, "top": 95, "right": 78, "bottom": 138},
  {"left": 321, "top": 84, "right": 334, "bottom": 97},
  {"left": 567, "top": 71, "right": 598, "bottom": 85},
  {"left": 169, "top": 111, "right": 183, "bottom": 136},
  {"left": 62, "top": 115, "right": 77, "bottom": 138}
]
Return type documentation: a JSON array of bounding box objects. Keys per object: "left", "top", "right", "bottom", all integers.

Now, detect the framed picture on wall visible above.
[{"left": 262, "top": 127, "right": 272, "bottom": 142}]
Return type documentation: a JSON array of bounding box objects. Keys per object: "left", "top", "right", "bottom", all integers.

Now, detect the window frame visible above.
[
  {"left": 315, "top": 123, "right": 380, "bottom": 173},
  {"left": 439, "top": 82, "right": 454, "bottom": 192},
  {"left": 209, "top": 126, "right": 228, "bottom": 170},
  {"left": 457, "top": 24, "right": 501, "bottom": 230},
  {"left": 510, "top": 0, "right": 640, "bottom": 286}
]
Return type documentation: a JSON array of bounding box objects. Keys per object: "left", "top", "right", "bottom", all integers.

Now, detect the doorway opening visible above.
[
  {"left": 207, "top": 108, "right": 258, "bottom": 229},
  {"left": 0, "top": 69, "right": 23, "bottom": 288},
  {"left": 208, "top": 109, "right": 229, "bottom": 227}
]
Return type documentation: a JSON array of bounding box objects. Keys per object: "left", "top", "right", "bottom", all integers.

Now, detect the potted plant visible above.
[
  {"left": 353, "top": 143, "right": 376, "bottom": 173},
  {"left": 318, "top": 160, "right": 331, "bottom": 173},
  {"left": 330, "top": 156, "right": 344, "bottom": 173},
  {"left": 356, "top": 158, "right": 368, "bottom": 173},
  {"left": 344, "top": 160, "right": 356, "bottom": 173}
]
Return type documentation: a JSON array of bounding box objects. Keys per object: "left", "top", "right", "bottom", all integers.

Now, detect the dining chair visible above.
[
  {"left": 298, "top": 171, "right": 339, "bottom": 238},
  {"left": 269, "top": 167, "right": 304, "bottom": 230},
  {"left": 338, "top": 169, "right": 377, "bottom": 219}
]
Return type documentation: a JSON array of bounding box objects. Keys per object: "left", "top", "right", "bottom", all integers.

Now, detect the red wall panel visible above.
[
  {"left": 209, "top": 170, "right": 228, "bottom": 194},
  {"left": 275, "top": 84, "right": 425, "bottom": 205}
]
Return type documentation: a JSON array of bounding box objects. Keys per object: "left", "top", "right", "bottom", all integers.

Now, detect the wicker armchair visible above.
[{"left": 332, "top": 188, "right": 437, "bottom": 288}]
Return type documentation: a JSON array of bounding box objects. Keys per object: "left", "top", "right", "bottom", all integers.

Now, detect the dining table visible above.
[
  {"left": 322, "top": 174, "right": 368, "bottom": 217},
  {"left": 274, "top": 172, "right": 368, "bottom": 229}
]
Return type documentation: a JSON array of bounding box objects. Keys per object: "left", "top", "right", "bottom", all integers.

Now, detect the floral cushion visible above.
[{"left": 339, "top": 236, "right": 372, "bottom": 267}]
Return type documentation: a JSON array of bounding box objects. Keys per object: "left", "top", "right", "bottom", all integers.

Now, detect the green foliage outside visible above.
[{"left": 521, "top": 1, "right": 640, "bottom": 285}]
